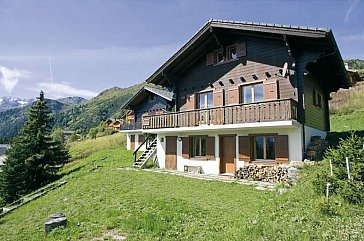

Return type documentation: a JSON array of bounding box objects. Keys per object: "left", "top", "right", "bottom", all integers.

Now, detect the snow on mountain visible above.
[{"left": 0, "top": 96, "right": 35, "bottom": 112}]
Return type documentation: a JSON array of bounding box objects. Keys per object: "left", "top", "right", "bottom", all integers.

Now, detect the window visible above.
[
  {"left": 191, "top": 137, "right": 207, "bottom": 157},
  {"left": 148, "top": 95, "right": 156, "bottom": 103},
  {"left": 254, "top": 136, "right": 275, "bottom": 160},
  {"left": 198, "top": 91, "right": 213, "bottom": 109},
  {"left": 313, "top": 90, "right": 322, "bottom": 108},
  {"left": 241, "top": 83, "right": 263, "bottom": 104},
  {"left": 227, "top": 46, "right": 237, "bottom": 60},
  {"left": 215, "top": 51, "right": 224, "bottom": 64}
]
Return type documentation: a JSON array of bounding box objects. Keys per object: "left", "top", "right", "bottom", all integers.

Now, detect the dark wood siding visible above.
[
  {"left": 134, "top": 94, "right": 171, "bottom": 126},
  {"left": 176, "top": 35, "right": 296, "bottom": 111},
  {"left": 239, "top": 136, "right": 251, "bottom": 161},
  {"left": 304, "top": 75, "right": 328, "bottom": 131}
]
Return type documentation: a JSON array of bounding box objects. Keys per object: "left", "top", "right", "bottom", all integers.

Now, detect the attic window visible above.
[
  {"left": 313, "top": 90, "right": 322, "bottom": 108},
  {"left": 148, "top": 95, "right": 156, "bottom": 103},
  {"left": 227, "top": 46, "right": 237, "bottom": 60},
  {"left": 215, "top": 51, "right": 224, "bottom": 64}
]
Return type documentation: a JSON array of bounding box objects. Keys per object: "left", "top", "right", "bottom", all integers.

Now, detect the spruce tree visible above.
[{"left": 0, "top": 91, "right": 69, "bottom": 203}]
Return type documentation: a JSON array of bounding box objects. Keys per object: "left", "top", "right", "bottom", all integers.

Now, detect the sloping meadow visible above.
[{"left": 0, "top": 133, "right": 363, "bottom": 240}]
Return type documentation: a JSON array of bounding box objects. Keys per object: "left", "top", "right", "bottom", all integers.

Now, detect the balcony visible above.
[
  {"left": 120, "top": 122, "right": 142, "bottom": 130},
  {"left": 142, "top": 99, "right": 298, "bottom": 129}
]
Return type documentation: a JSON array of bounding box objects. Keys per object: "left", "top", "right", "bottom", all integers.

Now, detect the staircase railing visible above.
[{"left": 132, "top": 134, "right": 156, "bottom": 163}]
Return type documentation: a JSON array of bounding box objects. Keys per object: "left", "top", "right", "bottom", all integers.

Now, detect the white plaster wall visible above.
[
  {"left": 304, "top": 126, "right": 327, "bottom": 149},
  {"left": 126, "top": 134, "right": 131, "bottom": 150},
  {"left": 235, "top": 127, "right": 303, "bottom": 164},
  {"left": 154, "top": 124, "right": 304, "bottom": 174},
  {"left": 157, "top": 134, "right": 166, "bottom": 168},
  {"left": 176, "top": 134, "right": 220, "bottom": 175}
]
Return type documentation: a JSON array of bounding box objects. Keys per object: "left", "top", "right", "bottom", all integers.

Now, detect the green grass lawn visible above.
[
  {"left": 1, "top": 133, "right": 364, "bottom": 240},
  {"left": 330, "top": 111, "right": 364, "bottom": 132}
]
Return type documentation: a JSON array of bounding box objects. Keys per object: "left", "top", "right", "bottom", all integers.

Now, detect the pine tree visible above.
[{"left": 0, "top": 91, "right": 70, "bottom": 203}]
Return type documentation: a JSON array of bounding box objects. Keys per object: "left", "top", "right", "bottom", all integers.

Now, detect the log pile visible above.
[
  {"left": 235, "top": 165, "right": 288, "bottom": 183},
  {"left": 306, "top": 136, "right": 328, "bottom": 161}
]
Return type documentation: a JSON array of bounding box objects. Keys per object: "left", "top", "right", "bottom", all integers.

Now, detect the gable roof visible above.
[
  {"left": 146, "top": 19, "right": 350, "bottom": 91},
  {"left": 121, "top": 86, "right": 174, "bottom": 109}
]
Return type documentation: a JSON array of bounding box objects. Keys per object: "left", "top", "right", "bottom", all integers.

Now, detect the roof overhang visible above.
[
  {"left": 121, "top": 86, "right": 174, "bottom": 110},
  {"left": 145, "top": 19, "right": 350, "bottom": 92}
]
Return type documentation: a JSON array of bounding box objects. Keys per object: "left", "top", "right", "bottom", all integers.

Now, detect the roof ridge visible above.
[{"left": 209, "top": 19, "right": 330, "bottom": 32}]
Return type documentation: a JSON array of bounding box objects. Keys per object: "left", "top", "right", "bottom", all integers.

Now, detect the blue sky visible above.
[{"left": 0, "top": 0, "right": 363, "bottom": 99}]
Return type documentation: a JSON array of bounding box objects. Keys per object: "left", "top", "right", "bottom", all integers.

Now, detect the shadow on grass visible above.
[
  {"left": 58, "top": 164, "right": 87, "bottom": 178},
  {"left": 326, "top": 130, "right": 364, "bottom": 147}
]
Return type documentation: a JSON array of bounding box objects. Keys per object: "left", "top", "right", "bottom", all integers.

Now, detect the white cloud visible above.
[
  {"left": 344, "top": 0, "right": 360, "bottom": 23},
  {"left": 0, "top": 66, "right": 29, "bottom": 94},
  {"left": 34, "top": 82, "right": 98, "bottom": 99},
  {"left": 343, "top": 33, "right": 364, "bottom": 41}
]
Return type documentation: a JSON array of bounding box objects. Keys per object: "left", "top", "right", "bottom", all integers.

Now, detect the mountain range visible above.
[
  {"left": 0, "top": 97, "right": 35, "bottom": 112},
  {"left": 0, "top": 83, "right": 145, "bottom": 141}
]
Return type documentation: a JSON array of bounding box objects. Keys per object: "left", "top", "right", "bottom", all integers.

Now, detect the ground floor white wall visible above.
[
  {"left": 304, "top": 125, "right": 327, "bottom": 149},
  {"left": 125, "top": 132, "right": 146, "bottom": 151},
  {"left": 156, "top": 126, "right": 304, "bottom": 175}
]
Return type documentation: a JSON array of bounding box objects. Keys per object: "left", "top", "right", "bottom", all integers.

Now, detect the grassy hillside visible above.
[
  {"left": 1, "top": 134, "right": 363, "bottom": 240},
  {"left": 52, "top": 83, "right": 145, "bottom": 133},
  {"left": 0, "top": 83, "right": 146, "bottom": 140},
  {"left": 0, "top": 99, "right": 69, "bottom": 141},
  {"left": 329, "top": 81, "right": 364, "bottom": 132}
]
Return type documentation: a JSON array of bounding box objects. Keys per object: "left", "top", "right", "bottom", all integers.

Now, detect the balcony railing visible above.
[
  {"left": 142, "top": 98, "right": 298, "bottom": 129},
  {"left": 120, "top": 122, "right": 142, "bottom": 130}
]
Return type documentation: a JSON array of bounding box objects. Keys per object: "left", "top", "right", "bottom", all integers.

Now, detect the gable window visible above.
[
  {"left": 241, "top": 83, "right": 264, "bottom": 104},
  {"left": 227, "top": 46, "right": 237, "bottom": 60},
  {"left": 148, "top": 95, "right": 156, "bottom": 103},
  {"left": 254, "top": 136, "right": 275, "bottom": 160},
  {"left": 198, "top": 91, "right": 213, "bottom": 109},
  {"left": 313, "top": 90, "right": 322, "bottom": 108},
  {"left": 215, "top": 51, "right": 224, "bottom": 64},
  {"left": 191, "top": 137, "right": 207, "bottom": 157}
]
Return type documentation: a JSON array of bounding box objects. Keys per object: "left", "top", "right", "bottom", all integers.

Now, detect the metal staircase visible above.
[{"left": 133, "top": 137, "right": 157, "bottom": 169}]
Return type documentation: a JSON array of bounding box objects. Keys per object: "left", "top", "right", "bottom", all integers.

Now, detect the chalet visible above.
[
  {"left": 121, "top": 20, "right": 350, "bottom": 174},
  {"left": 105, "top": 118, "right": 124, "bottom": 131}
]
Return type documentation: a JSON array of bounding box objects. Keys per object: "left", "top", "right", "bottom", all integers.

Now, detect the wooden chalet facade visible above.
[{"left": 121, "top": 20, "right": 350, "bottom": 175}]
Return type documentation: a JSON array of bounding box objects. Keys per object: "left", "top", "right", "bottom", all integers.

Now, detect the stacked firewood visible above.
[
  {"left": 235, "top": 165, "right": 288, "bottom": 183},
  {"left": 306, "top": 136, "right": 328, "bottom": 161}
]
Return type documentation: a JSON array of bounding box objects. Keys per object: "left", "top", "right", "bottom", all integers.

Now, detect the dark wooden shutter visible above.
[
  {"left": 206, "top": 52, "right": 215, "bottom": 65},
  {"left": 138, "top": 134, "right": 145, "bottom": 145},
  {"left": 313, "top": 90, "right": 317, "bottom": 106},
  {"left": 186, "top": 93, "right": 195, "bottom": 110},
  {"left": 227, "top": 88, "right": 239, "bottom": 105},
  {"left": 213, "top": 90, "right": 224, "bottom": 107},
  {"left": 275, "top": 135, "right": 289, "bottom": 164},
  {"left": 263, "top": 80, "right": 278, "bottom": 100},
  {"left": 239, "top": 136, "right": 251, "bottom": 162},
  {"left": 206, "top": 136, "right": 215, "bottom": 160},
  {"left": 236, "top": 42, "right": 247, "bottom": 57},
  {"left": 182, "top": 137, "right": 190, "bottom": 159}
]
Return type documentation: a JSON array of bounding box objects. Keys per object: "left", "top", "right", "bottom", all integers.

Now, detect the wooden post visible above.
[
  {"left": 326, "top": 183, "right": 331, "bottom": 203},
  {"left": 329, "top": 159, "right": 333, "bottom": 177},
  {"left": 346, "top": 157, "right": 351, "bottom": 181}
]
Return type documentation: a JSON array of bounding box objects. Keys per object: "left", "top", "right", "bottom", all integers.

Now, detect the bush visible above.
[{"left": 314, "top": 133, "right": 364, "bottom": 204}]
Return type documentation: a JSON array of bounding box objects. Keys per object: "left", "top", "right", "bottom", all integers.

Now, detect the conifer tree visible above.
[{"left": 0, "top": 91, "right": 69, "bottom": 203}]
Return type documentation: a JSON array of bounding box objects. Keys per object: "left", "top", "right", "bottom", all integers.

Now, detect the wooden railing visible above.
[{"left": 142, "top": 99, "right": 298, "bottom": 129}]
